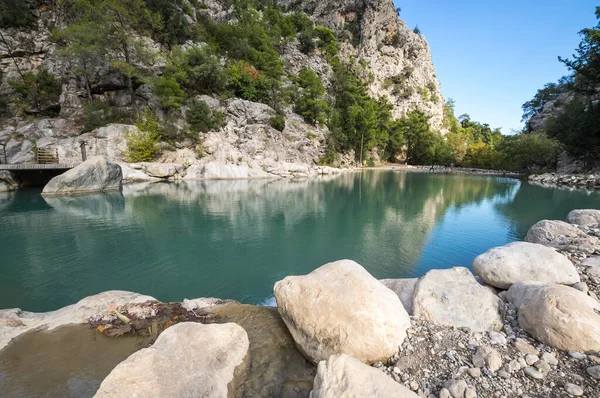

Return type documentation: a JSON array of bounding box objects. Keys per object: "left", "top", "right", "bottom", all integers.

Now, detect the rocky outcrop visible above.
[
  {"left": 473, "top": 242, "right": 579, "bottom": 289},
  {"left": 273, "top": 259, "right": 411, "bottom": 364},
  {"left": 94, "top": 322, "right": 250, "bottom": 398},
  {"left": 412, "top": 267, "right": 502, "bottom": 332},
  {"left": 0, "top": 290, "right": 156, "bottom": 350},
  {"left": 567, "top": 209, "right": 600, "bottom": 226},
  {"left": 529, "top": 173, "right": 600, "bottom": 190},
  {"left": 517, "top": 284, "right": 600, "bottom": 353},
  {"left": 380, "top": 278, "right": 417, "bottom": 314},
  {"left": 0, "top": 171, "right": 19, "bottom": 192},
  {"left": 310, "top": 354, "right": 418, "bottom": 398},
  {"left": 41, "top": 156, "right": 122, "bottom": 196}
]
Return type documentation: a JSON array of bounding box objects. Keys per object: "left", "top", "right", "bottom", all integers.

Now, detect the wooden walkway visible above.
[{"left": 0, "top": 163, "right": 77, "bottom": 171}]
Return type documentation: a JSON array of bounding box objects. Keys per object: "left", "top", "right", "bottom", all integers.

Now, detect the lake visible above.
[{"left": 1, "top": 170, "right": 599, "bottom": 312}]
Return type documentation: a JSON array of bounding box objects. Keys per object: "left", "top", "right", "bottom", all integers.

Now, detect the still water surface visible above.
[{"left": 1, "top": 171, "right": 599, "bottom": 312}]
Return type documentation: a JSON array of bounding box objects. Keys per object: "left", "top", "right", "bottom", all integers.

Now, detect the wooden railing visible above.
[{"left": 36, "top": 147, "right": 59, "bottom": 164}]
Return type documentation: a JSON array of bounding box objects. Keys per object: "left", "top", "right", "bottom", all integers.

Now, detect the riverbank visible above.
[
  {"left": 529, "top": 172, "right": 600, "bottom": 190},
  {"left": 1, "top": 210, "right": 599, "bottom": 397},
  {"left": 374, "top": 164, "right": 524, "bottom": 179}
]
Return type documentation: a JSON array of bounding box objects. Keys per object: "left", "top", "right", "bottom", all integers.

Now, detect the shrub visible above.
[
  {"left": 153, "top": 75, "right": 184, "bottom": 110},
  {"left": 293, "top": 67, "right": 329, "bottom": 125},
  {"left": 8, "top": 69, "right": 61, "bottom": 115},
  {"left": 82, "top": 100, "right": 131, "bottom": 132},
  {"left": 225, "top": 61, "right": 271, "bottom": 103},
  {"left": 124, "top": 108, "right": 163, "bottom": 162},
  {"left": 298, "top": 31, "right": 315, "bottom": 54},
  {"left": 0, "top": 0, "right": 33, "bottom": 27},
  {"left": 269, "top": 114, "right": 285, "bottom": 131},
  {"left": 187, "top": 99, "right": 222, "bottom": 133},
  {"left": 314, "top": 26, "right": 339, "bottom": 58}
]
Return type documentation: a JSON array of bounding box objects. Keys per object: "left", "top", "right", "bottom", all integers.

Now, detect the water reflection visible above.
[{"left": 1, "top": 171, "right": 599, "bottom": 312}]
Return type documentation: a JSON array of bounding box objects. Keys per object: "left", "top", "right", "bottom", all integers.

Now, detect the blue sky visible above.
[{"left": 394, "top": 0, "right": 598, "bottom": 133}]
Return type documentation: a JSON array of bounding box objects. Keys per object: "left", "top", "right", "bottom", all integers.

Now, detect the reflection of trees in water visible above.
[{"left": 495, "top": 183, "right": 600, "bottom": 240}]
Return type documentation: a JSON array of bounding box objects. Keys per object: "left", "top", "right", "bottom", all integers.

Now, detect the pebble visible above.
[
  {"left": 571, "top": 282, "right": 589, "bottom": 294},
  {"left": 541, "top": 352, "right": 558, "bottom": 366},
  {"left": 564, "top": 383, "right": 584, "bottom": 396},
  {"left": 467, "top": 368, "right": 481, "bottom": 378},
  {"left": 525, "top": 354, "right": 539, "bottom": 366},
  {"left": 524, "top": 367, "right": 544, "bottom": 380},
  {"left": 439, "top": 388, "right": 451, "bottom": 398},
  {"left": 514, "top": 338, "right": 538, "bottom": 356},
  {"left": 473, "top": 346, "right": 502, "bottom": 372},
  {"left": 534, "top": 360, "right": 551, "bottom": 373},
  {"left": 410, "top": 381, "right": 419, "bottom": 391},
  {"left": 464, "top": 387, "right": 477, "bottom": 398},
  {"left": 589, "top": 355, "right": 600, "bottom": 364},
  {"left": 568, "top": 351, "right": 587, "bottom": 360},
  {"left": 488, "top": 331, "right": 507, "bottom": 345},
  {"left": 497, "top": 370, "right": 511, "bottom": 379},
  {"left": 587, "top": 365, "right": 600, "bottom": 380}
]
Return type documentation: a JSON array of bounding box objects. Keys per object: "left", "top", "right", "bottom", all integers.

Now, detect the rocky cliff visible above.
[{"left": 0, "top": 0, "right": 445, "bottom": 183}]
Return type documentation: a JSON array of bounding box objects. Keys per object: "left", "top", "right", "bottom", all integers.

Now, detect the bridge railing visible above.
[{"left": 36, "top": 147, "right": 59, "bottom": 164}]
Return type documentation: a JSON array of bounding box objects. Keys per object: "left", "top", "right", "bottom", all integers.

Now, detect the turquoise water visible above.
[{"left": 1, "top": 171, "right": 599, "bottom": 312}]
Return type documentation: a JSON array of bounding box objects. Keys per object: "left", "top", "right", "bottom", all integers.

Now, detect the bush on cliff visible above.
[{"left": 124, "top": 108, "right": 163, "bottom": 162}]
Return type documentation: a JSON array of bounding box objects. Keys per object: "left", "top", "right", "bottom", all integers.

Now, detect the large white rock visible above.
[
  {"left": 518, "top": 284, "right": 600, "bottom": 353},
  {"left": 274, "top": 260, "right": 411, "bottom": 364},
  {"left": 524, "top": 220, "right": 599, "bottom": 249},
  {"left": 184, "top": 162, "right": 272, "bottom": 180},
  {"left": 582, "top": 256, "right": 600, "bottom": 278},
  {"left": 380, "top": 278, "right": 418, "bottom": 314},
  {"left": 94, "top": 322, "right": 250, "bottom": 398},
  {"left": 472, "top": 242, "right": 579, "bottom": 289},
  {"left": 567, "top": 209, "right": 600, "bottom": 226},
  {"left": 412, "top": 267, "right": 502, "bottom": 332},
  {"left": 310, "top": 354, "right": 418, "bottom": 398},
  {"left": 41, "top": 156, "right": 122, "bottom": 196},
  {"left": 0, "top": 290, "right": 155, "bottom": 350}
]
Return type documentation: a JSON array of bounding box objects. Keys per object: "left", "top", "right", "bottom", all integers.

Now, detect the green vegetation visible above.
[
  {"left": 124, "top": 108, "right": 163, "bottom": 162},
  {"left": 82, "top": 100, "right": 131, "bottom": 132},
  {"left": 0, "top": 0, "right": 32, "bottom": 28},
  {"left": 186, "top": 100, "right": 222, "bottom": 133},
  {"left": 8, "top": 70, "right": 61, "bottom": 115},
  {"left": 521, "top": 6, "right": 600, "bottom": 169},
  {"left": 293, "top": 68, "right": 329, "bottom": 125}
]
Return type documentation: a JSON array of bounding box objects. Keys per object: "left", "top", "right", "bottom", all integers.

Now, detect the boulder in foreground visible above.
[
  {"left": 310, "top": 354, "right": 418, "bottom": 398},
  {"left": 94, "top": 322, "right": 250, "bottom": 398},
  {"left": 412, "top": 267, "right": 503, "bottom": 332},
  {"left": 473, "top": 241, "right": 579, "bottom": 289},
  {"left": 518, "top": 284, "right": 600, "bottom": 353},
  {"left": 567, "top": 209, "right": 600, "bottom": 226},
  {"left": 42, "top": 156, "right": 122, "bottom": 196},
  {"left": 274, "top": 260, "right": 410, "bottom": 364}
]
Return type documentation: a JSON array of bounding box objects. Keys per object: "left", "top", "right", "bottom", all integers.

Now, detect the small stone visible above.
[
  {"left": 467, "top": 368, "right": 481, "bottom": 378},
  {"left": 587, "top": 365, "right": 600, "bottom": 380},
  {"left": 589, "top": 355, "right": 600, "bottom": 364},
  {"left": 568, "top": 351, "right": 587, "bottom": 360},
  {"left": 524, "top": 366, "right": 544, "bottom": 380},
  {"left": 410, "top": 381, "right": 419, "bottom": 391},
  {"left": 525, "top": 354, "right": 539, "bottom": 366},
  {"left": 497, "top": 370, "right": 511, "bottom": 379},
  {"left": 488, "top": 331, "right": 507, "bottom": 345},
  {"left": 564, "top": 383, "right": 584, "bottom": 396},
  {"left": 541, "top": 352, "right": 558, "bottom": 366},
  {"left": 439, "top": 388, "right": 451, "bottom": 398},
  {"left": 572, "top": 282, "right": 589, "bottom": 294},
  {"left": 442, "top": 379, "right": 467, "bottom": 398},
  {"left": 473, "top": 346, "right": 502, "bottom": 372},
  {"left": 534, "top": 360, "right": 551, "bottom": 373},
  {"left": 518, "top": 357, "right": 527, "bottom": 368},
  {"left": 514, "top": 338, "right": 539, "bottom": 356},
  {"left": 505, "top": 359, "right": 521, "bottom": 373},
  {"left": 464, "top": 387, "right": 477, "bottom": 398},
  {"left": 392, "top": 367, "right": 401, "bottom": 374}
]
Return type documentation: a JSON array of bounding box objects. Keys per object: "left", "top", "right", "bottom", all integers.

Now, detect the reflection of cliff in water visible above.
[{"left": 0, "top": 171, "right": 528, "bottom": 311}]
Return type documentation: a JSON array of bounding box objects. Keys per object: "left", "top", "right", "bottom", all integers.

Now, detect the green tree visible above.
[
  {"left": 499, "top": 133, "right": 562, "bottom": 172},
  {"left": 521, "top": 76, "right": 573, "bottom": 129},
  {"left": 0, "top": 0, "right": 32, "bottom": 27},
  {"left": 187, "top": 99, "right": 222, "bottom": 133},
  {"left": 153, "top": 75, "right": 184, "bottom": 110},
  {"left": 294, "top": 68, "right": 329, "bottom": 125}
]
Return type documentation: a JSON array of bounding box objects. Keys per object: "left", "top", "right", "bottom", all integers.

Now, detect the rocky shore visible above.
[
  {"left": 1, "top": 210, "right": 600, "bottom": 397},
  {"left": 380, "top": 165, "right": 523, "bottom": 179},
  {"left": 529, "top": 173, "right": 600, "bottom": 190}
]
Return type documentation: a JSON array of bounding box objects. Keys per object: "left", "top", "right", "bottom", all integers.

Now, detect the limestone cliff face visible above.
[{"left": 278, "top": 0, "right": 445, "bottom": 130}]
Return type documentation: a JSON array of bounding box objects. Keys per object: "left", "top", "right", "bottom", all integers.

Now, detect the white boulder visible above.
[
  {"left": 95, "top": 322, "right": 250, "bottom": 398},
  {"left": 274, "top": 260, "right": 411, "bottom": 364},
  {"left": 473, "top": 242, "right": 579, "bottom": 289},
  {"left": 41, "top": 156, "right": 122, "bottom": 196},
  {"left": 518, "top": 284, "right": 600, "bottom": 353},
  {"left": 567, "top": 209, "right": 600, "bottom": 226},
  {"left": 412, "top": 267, "right": 502, "bottom": 332},
  {"left": 524, "top": 220, "right": 599, "bottom": 250},
  {"left": 310, "top": 354, "right": 418, "bottom": 398}
]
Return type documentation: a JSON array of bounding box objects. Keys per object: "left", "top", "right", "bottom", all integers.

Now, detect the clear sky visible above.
[{"left": 394, "top": 0, "right": 598, "bottom": 134}]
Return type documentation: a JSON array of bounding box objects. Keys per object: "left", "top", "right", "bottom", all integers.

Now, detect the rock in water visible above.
[
  {"left": 412, "top": 267, "right": 503, "bottom": 332},
  {"left": 42, "top": 157, "right": 122, "bottom": 196},
  {"left": 472, "top": 242, "right": 579, "bottom": 289},
  {"left": 524, "top": 220, "right": 599, "bottom": 249},
  {"left": 273, "top": 260, "right": 410, "bottom": 364},
  {"left": 94, "top": 323, "right": 250, "bottom": 398},
  {"left": 379, "top": 278, "right": 418, "bottom": 314},
  {"left": 566, "top": 209, "right": 600, "bottom": 226},
  {"left": 310, "top": 354, "right": 418, "bottom": 398},
  {"left": 518, "top": 284, "right": 600, "bottom": 353}
]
